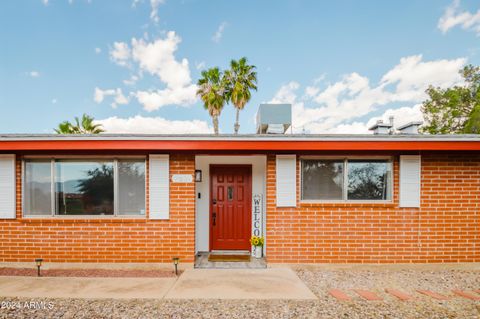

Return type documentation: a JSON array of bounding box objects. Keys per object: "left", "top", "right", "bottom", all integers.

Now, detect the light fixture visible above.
[
  {"left": 195, "top": 170, "right": 202, "bottom": 182},
  {"left": 35, "top": 258, "right": 43, "bottom": 277},
  {"left": 172, "top": 257, "right": 180, "bottom": 276}
]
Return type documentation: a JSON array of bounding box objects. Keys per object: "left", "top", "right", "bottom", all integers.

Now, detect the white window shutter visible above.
[
  {"left": 149, "top": 155, "right": 169, "bottom": 219},
  {"left": 0, "top": 155, "right": 16, "bottom": 219},
  {"left": 276, "top": 155, "right": 297, "bottom": 207},
  {"left": 399, "top": 155, "right": 421, "bottom": 208}
]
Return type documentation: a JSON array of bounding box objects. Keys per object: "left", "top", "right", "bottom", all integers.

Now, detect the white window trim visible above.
[
  {"left": 300, "top": 156, "right": 394, "bottom": 204},
  {"left": 22, "top": 156, "right": 147, "bottom": 218}
]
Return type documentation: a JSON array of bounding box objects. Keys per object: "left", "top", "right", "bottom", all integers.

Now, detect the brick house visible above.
[{"left": 0, "top": 130, "right": 479, "bottom": 264}]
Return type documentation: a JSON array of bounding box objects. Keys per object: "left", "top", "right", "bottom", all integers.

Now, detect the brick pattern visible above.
[
  {"left": 385, "top": 289, "right": 413, "bottom": 301},
  {"left": 266, "top": 154, "right": 480, "bottom": 263},
  {"left": 0, "top": 154, "right": 195, "bottom": 263},
  {"left": 1, "top": 152, "right": 479, "bottom": 264}
]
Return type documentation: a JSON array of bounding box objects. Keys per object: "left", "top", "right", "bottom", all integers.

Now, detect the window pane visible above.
[
  {"left": 55, "top": 161, "right": 114, "bottom": 215},
  {"left": 302, "top": 160, "right": 344, "bottom": 200},
  {"left": 347, "top": 160, "right": 391, "bottom": 200},
  {"left": 118, "top": 160, "right": 146, "bottom": 215},
  {"left": 25, "top": 160, "right": 52, "bottom": 215}
]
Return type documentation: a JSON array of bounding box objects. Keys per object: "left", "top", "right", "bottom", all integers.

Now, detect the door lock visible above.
[{"left": 212, "top": 213, "right": 216, "bottom": 226}]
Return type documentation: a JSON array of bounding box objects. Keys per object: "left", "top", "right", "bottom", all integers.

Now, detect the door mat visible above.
[{"left": 208, "top": 254, "right": 251, "bottom": 262}]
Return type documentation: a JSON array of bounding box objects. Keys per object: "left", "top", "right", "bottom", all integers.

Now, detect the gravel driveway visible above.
[{"left": 1, "top": 266, "right": 479, "bottom": 319}]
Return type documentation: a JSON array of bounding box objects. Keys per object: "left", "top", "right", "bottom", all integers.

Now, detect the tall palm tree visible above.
[
  {"left": 55, "top": 114, "right": 104, "bottom": 134},
  {"left": 225, "top": 57, "right": 257, "bottom": 134},
  {"left": 196, "top": 67, "right": 227, "bottom": 135}
]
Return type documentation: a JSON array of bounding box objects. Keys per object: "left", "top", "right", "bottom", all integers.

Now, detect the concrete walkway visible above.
[
  {"left": 0, "top": 276, "right": 177, "bottom": 299},
  {"left": 0, "top": 267, "right": 317, "bottom": 300},
  {"left": 164, "top": 268, "right": 317, "bottom": 300}
]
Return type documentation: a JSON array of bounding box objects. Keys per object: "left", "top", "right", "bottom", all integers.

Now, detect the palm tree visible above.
[
  {"left": 225, "top": 57, "right": 257, "bottom": 134},
  {"left": 196, "top": 67, "right": 227, "bottom": 135},
  {"left": 55, "top": 114, "right": 104, "bottom": 134}
]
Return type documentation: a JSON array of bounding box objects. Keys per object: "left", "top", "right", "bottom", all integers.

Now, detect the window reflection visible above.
[
  {"left": 347, "top": 161, "right": 391, "bottom": 200},
  {"left": 302, "top": 160, "right": 344, "bottom": 200},
  {"left": 55, "top": 161, "right": 114, "bottom": 215}
]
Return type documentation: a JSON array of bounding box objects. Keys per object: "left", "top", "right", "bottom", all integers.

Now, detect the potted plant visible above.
[{"left": 250, "top": 236, "right": 264, "bottom": 258}]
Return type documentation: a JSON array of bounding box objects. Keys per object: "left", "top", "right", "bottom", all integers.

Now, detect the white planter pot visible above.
[{"left": 254, "top": 246, "right": 263, "bottom": 258}]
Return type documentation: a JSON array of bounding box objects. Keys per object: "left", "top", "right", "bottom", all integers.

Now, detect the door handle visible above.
[{"left": 212, "top": 213, "right": 216, "bottom": 226}]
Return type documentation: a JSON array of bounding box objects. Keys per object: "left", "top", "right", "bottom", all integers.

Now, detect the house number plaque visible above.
[{"left": 171, "top": 174, "right": 193, "bottom": 183}]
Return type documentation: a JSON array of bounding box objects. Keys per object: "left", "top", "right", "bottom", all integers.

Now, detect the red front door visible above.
[{"left": 210, "top": 165, "right": 252, "bottom": 251}]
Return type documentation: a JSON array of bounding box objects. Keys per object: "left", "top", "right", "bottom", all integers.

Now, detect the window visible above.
[
  {"left": 301, "top": 158, "right": 392, "bottom": 201},
  {"left": 117, "top": 160, "right": 146, "bottom": 215},
  {"left": 347, "top": 160, "right": 391, "bottom": 200},
  {"left": 24, "top": 160, "right": 52, "bottom": 215},
  {"left": 24, "top": 158, "right": 146, "bottom": 216},
  {"left": 302, "top": 160, "right": 343, "bottom": 200},
  {"left": 55, "top": 160, "right": 114, "bottom": 215}
]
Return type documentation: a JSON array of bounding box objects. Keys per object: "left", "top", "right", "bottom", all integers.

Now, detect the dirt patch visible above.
[{"left": 0, "top": 267, "right": 179, "bottom": 278}]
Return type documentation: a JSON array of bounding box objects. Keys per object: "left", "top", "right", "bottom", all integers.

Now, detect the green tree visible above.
[
  {"left": 196, "top": 67, "right": 227, "bottom": 135},
  {"left": 55, "top": 114, "right": 105, "bottom": 134},
  {"left": 224, "top": 57, "right": 257, "bottom": 134},
  {"left": 421, "top": 65, "right": 480, "bottom": 134}
]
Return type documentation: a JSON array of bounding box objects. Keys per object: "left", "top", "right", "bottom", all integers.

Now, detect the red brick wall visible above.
[
  {"left": 0, "top": 154, "right": 195, "bottom": 263},
  {"left": 266, "top": 154, "right": 480, "bottom": 263},
  {"left": 2, "top": 152, "right": 479, "bottom": 264}
]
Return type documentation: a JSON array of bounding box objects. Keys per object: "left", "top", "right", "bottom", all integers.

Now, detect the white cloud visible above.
[
  {"left": 212, "top": 22, "right": 227, "bottom": 43},
  {"left": 51, "top": 98, "right": 58, "bottom": 104},
  {"left": 438, "top": 0, "right": 480, "bottom": 35},
  {"left": 110, "top": 42, "right": 131, "bottom": 66},
  {"left": 28, "top": 71, "right": 40, "bottom": 78},
  {"left": 108, "top": 31, "right": 197, "bottom": 111},
  {"left": 95, "top": 47, "right": 101, "bottom": 54},
  {"left": 380, "top": 55, "right": 465, "bottom": 101},
  {"left": 195, "top": 61, "right": 206, "bottom": 70},
  {"left": 325, "top": 104, "right": 423, "bottom": 134},
  {"left": 134, "top": 84, "right": 197, "bottom": 112},
  {"left": 150, "top": 0, "right": 165, "bottom": 23},
  {"left": 131, "top": 32, "right": 192, "bottom": 88},
  {"left": 269, "top": 55, "right": 466, "bottom": 134},
  {"left": 97, "top": 115, "right": 212, "bottom": 134},
  {"left": 94, "top": 87, "right": 129, "bottom": 108},
  {"left": 269, "top": 81, "right": 300, "bottom": 104},
  {"left": 42, "top": 0, "right": 49, "bottom": 5},
  {"left": 123, "top": 75, "right": 140, "bottom": 86}
]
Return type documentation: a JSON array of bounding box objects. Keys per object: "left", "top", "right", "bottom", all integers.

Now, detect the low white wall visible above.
[{"left": 195, "top": 155, "right": 267, "bottom": 253}]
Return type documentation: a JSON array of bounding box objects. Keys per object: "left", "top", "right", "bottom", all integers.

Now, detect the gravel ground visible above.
[
  {"left": 0, "top": 268, "right": 178, "bottom": 278},
  {"left": 0, "top": 267, "right": 479, "bottom": 319},
  {"left": 295, "top": 266, "right": 480, "bottom": 319}
]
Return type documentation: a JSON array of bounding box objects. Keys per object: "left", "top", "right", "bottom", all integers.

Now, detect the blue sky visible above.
[{"left": 1, "top": 0, "right": 479, "bottom": 134}]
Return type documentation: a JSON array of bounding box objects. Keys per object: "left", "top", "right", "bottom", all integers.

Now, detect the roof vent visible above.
[
  {"left": 368, "top": 120, "right": 392, "bottom": 135},
  {"left": 256, "top": 103, "right": 292, "bottom": 134},
  {"left": 397, "top": 121, "right": 423, "bottom": 134}
]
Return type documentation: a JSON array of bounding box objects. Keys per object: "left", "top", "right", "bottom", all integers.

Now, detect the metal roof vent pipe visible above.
[
  {"left": 256, "top": 103, "right": 292, "bottom": 134},
  {"left": 397, "top": 121, "right": 423, "bottom": 135},
  {"left": 368, "top": 120, "right": 393, "bottom": 135}
]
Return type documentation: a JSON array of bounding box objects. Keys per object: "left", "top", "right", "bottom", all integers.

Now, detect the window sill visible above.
[
  {"left": 299, "top": 200, "right": 395, "bottom": 208},
  {"left": 20, "top": 215, "right": 148, "bottom": 223}
]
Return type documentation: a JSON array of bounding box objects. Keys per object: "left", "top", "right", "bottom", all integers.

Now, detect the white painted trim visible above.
[
  {"left": 399, "top": 155, "right": 421, "bottom": 208},
  {"left": 22, "top": 157, "right": 147, "bottom": 218},
  {"left": 299, "top": 157, "right": 394, "bottom": 203},
  {"left": 149, "top": 154, "right": 170, "bottom": 220},
  {"left": 0, "top": 155, "right": 16, "bottom": 219},
  {"left": 276, "top": 155, "right": 297, "bottom": 207},
  {"left": 194, "top": 155, "right": 267, "bottom": 254}
]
